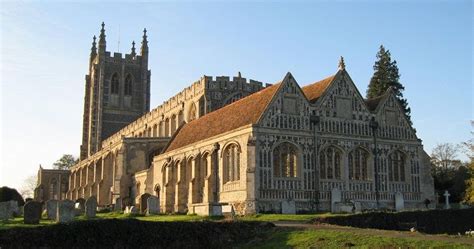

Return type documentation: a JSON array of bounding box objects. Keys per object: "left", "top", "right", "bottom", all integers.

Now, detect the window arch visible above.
[
  {"left": 223, "top": 143, "right": 240, "bottom": 183},
  {"left": 319, "top": 146, "right": 342, "bottom": 180},
  {"left": 348, "top": 147, "right": 370, "bottom": 180},
  {"left": 124, "top": 74, "right": 133, "bottom": 96},
  {"left": 273, "top": 142, "right": 299, "bottom": 178},
  {"left": 188, "top": 103, "right": 197, "bottom": 122},
  {"left": 389, "top": 150, "right": 406, "bottom": 182},
  {"left": 111, "top": 73, "right": 119, "bottom": 95}
]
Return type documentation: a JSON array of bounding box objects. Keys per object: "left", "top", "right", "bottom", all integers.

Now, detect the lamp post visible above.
[{"left": 369, "top": 117, "right": 379, "bottom": 209}]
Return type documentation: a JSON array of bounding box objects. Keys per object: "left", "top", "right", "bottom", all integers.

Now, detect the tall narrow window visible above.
[
  {"left": 111, "top": 73, "right": 119, "bottom": 95},
  {"left": 223, "top": 143, "right": 241, "bottom": 183},
  {"left": 49, "top": 179, "right": 58, "bottom": 200},
  {"left": 319, "top": 146, "right": 343, "bottom": 180},
  {"left": 389, "top": 150, "right": 406, "bottom": 182},
  {"left": 349, "top": 147, "right": 370, "bottom": 180},
  {"left": 273, "top": 142, "right": 298, "bottom": 178},
  {"left": 124, "top": 74, "right": 133, "bottom": 96}
]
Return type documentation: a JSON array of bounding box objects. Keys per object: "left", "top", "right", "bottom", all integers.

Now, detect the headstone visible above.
[
  {"left": 8, "top": 200, "right": 20, "bottom": 216},
  {"left": 146, "top": 196, "right": 159, "bottom": 215},
  {"left": 443, "top": 190, "right": 450, "bottom": 209},
  {"left": 46, "top": 200, "right": 58, "bottom": 220},
  {"left": 114, "top": 197, "right": 122, "bottom": 211},
  {"left": 24, "top": 201, "right": 42, "bottom": 224},
  {"left": 0, "top": 201, "right": 13, "bottom": 220},
  {"left": 127, "top": 206, "right": 138, "bottom": 215},
  {"left": 140, "top": 193, "right": 151, "bottom": 214},
  {"left": 85, "top": 196, "right": 97, "bottom": 218},
  {"left": 331, "top": 188, "right": 342, "bottom": 213},
  {"left": 281, "top": 199, "right": 296, "bottom": 214},
  {"left": 395, "top": 192, "right": 404, "bottom": 211},
  {"left": 57, "top": 200, "right": 75, "bottom": 223}
]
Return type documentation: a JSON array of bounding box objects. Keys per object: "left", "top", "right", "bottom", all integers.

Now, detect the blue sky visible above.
[{"left": 0, "top": 1, "right": 472, "bottom": 190}]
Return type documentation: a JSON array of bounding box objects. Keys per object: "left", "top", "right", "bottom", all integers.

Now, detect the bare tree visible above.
[
  {"left": 20, "top": 175, "right": 37, "bottom": 199},
  {"left": 430, "top": 143, "right": 461, "bottom": 172}
]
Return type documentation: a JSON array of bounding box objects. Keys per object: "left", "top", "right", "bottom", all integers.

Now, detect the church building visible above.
[{"left": 35, "top": 23, "right": 435, "bottom": 215}]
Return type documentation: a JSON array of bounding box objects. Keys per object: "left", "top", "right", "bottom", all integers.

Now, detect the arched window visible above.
[
  {"left": 389, "top": 150, "right": 406, "bottom": 182},
  {"left": 111, "top": 73, "right": 119, "bottom": 95},
  {"left": 319, "top": 146, "right": 342, "bottom": 180},
  {"left": 188, "top": 103, "right": 197, "bottom": 122},
  {"left": 223, "top": 143, "right": 240, "bottom": 183},
  {"left": 273, "top": 142, "right": 298, "bottom": 178},
  {"left": 349, "top": 147, "right": 370, "bottom": 180},
  {"left": 49, "top": 179, "right": 58, "bottom": 200},
  {"left": 124, "top": 74, "right": 133, "bottom": 96}
]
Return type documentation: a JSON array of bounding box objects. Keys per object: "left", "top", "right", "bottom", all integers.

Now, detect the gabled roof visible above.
[
  {"left": 365, "top": 95, "right": 385, "bottom": 111},
  {"left": 301, "top": 74, "right": 337, "bottom": 103},
  {"left": 164, "top": 82, "right": 282, "bottom": 153}
]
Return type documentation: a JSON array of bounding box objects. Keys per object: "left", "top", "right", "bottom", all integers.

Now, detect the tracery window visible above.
[
  {"left": 49, "top": 179, "right": 58, "bottom": 200},
  {"left": 389, "top": 150, "right": 406, "bottom": 182},
  {"left": 319, "top": 146, "right": 342, "bottom": 179},
  {"left": 349, "top": 147, "right": 370, "bottom": 180},
  {"left": 273, "top": 142, "right": 298, "bottom": 178},
  {"left": 111, "top": 73, "right": 119, "bottom": 95},
  {"left": 124, "top": 74, "right": 133, "bottom": 96},
  {"left": 223, "top": 144, "right": 240, "bottom": 183}
]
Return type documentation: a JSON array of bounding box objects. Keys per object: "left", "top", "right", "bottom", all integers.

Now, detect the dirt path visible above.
[{"left": 272, "top": 221, "right": 474, "bottom": 245}]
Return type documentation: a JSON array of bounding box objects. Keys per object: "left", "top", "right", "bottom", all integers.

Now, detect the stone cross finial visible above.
[{"left": 338, "top": 56, "right": 345, "bottom": 70}]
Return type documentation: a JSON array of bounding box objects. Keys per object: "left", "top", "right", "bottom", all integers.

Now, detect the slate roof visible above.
[
  {"left": 301, "top": 74, "right": 336, "bottom": 103},
  {"left": 164, "top": 82, "right": 282, "bottom": 153}
]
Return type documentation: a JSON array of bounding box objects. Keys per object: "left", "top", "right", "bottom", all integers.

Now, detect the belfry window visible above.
[
  {"left": 111, "top": 73, "right": 119, "bottom": 95},
  {"left": 349, "top": 147, "right": 370, "bottom": 180},
  {"left": 389, "top": 150, "right": 406, "bottom": 182},
  {"left": 124, "top": 74, "right": 133, "bottom": 96},
  {"left": 273, "top": 142, "right": 298, "bottom": 178},
  {"left": 223, "top": 143, "right": 240, "bottom": 183},
  {"left": 319, "top": 146, "right": 342, "bottom": 180}
]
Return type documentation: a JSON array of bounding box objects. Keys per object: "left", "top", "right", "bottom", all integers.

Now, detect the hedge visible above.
[
  {"left": 313, "top": 208, "right": 474, "bottom": 234},
  {"left": 0, "top": 219, "right": 274, "bottom": 249}
]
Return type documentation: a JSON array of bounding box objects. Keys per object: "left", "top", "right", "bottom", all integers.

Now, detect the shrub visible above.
[
  {"left": 0, "top": 186, "right": 25, "bottom": 206},
  {"left": 0, "top": 219, "right": 274, "bottom": 248},
  {"left": 313, "top": 208, "right": 474, "bottom": 234}
]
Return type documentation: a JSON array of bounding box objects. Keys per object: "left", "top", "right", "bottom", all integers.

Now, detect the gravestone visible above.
[
  {"left": 0, "top": 201, "right": 13, "bottom": 220},
  {"left": 24, "top": 201, "right": 42, "bottom": 224},
  {"left": 140, "top": 193, "right": 151, "bottom": 214},
  {"left": 85, "top": 196, "right": 97, "bottom": 218},
  {"left": 281, "top": 199, "right": 296, "bottom": 214},
  {"left": 443, "top": 190, "right": 450, "bottom": 209},
  {"left": 395, "top": 192, "right": 404, "bottom": 211},
  {"left": 46, "top": 200, "right": 58, "bottom": 220},
  {"left": 75, "top": 198, "right": 85, "bottom": 215},
  {"left": 127, "top": 206, "right": 138, "bottom": 215},
  {"left": 57, "top": 200, "right": 75, "bottom": 223},
  {"left": 146, "top": 196, "right": 159, "bottom": 215},
  {"left": 331, "top": 188, "right": 342, "bottom": 213},
  {"left": 114, "top": 197, "right": 122, "bottom": 211},
  {"left": 8, "top": 200, "right": 20, "bottom": 216}
]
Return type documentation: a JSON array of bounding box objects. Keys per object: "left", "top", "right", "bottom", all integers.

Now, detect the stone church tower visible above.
[{"left": 80, "top": 23, "right": 151, "bottom": 160}]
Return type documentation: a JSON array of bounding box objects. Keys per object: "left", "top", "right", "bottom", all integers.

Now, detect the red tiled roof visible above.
[
  {"left": 164, "top": 83, "right": 282, "bottom": 153},
  {"left": 301, "top": 74, "right": 336, "bottom": 103}
]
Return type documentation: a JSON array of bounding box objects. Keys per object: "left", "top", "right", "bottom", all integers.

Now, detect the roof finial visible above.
[
  {"left": 338, "top": 56, "right": 345, "bottom": 70},
  {"left": 98, "top": 22, "right": 106, "bottom": 51},
  {"left": 141, "top": 28, "right": 148, "bottom": 55},
  {"left": 131, "top": 40, "right": 136, "bottom": 57},
  {"left": 91, "top": 35, "right": 97, "bottom": 55}
]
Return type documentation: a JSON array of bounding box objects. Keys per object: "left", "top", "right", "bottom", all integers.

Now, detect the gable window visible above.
[
  {"left": 111, "top": 73, "right": 119, "bottom": 95},
  {"left": 389, "top": 150, "right": 406, "bottom": 182},
  {"left": 124, "top": 74, "right": 133, "bottom": 96},
  {"left": 223, "top": 143, "right": 240, "bottom": 183},
  {"left": 320, "top": 146, "right": 342, "bottom": 180},
  {"left": 349, "top": 147, "right": 370, "bottom": 180},
  {"left": 273, "top": 142, "right": 298, "bottom": 178}
]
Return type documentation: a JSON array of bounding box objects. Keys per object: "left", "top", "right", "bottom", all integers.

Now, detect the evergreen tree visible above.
[{"left": 367, "top": 45, "right": 411, "bottom": 124}]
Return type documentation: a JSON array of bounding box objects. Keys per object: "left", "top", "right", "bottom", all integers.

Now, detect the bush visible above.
[
  {"left": 0, "top": 186, "right": 25, "bottom": 206},
  {"left": 0, "top": 219, "right": 274, "bottom": 248},
  {"left": 313, "top": 208, "right": 474, "bottom": 234}
]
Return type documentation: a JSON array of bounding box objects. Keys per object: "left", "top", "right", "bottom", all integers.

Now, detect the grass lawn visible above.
[
  {"left": 238, "top": 227, "right": 474, "bottom": 249},
  {"left": 238, "top": 213, "right": 345, "bottom": 222}
]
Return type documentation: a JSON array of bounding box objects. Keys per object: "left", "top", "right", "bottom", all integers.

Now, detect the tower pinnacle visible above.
[
  {"left": 338, "top": 56, "right": 345, "bottom": 70},
  {"left": 131, "top": 41, "right": 136, "bottom": 57},
  {"left": 98, "top": 22, "right": 106, "bottom": 52},
  {"left": 141, "top": 28, "right": 148, "bottom": 55},
  {"left": 91, "top": 35, "right": 97, "bottom": 55}
]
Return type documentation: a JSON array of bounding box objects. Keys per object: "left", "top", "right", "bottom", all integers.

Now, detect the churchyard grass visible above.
[
  {"left": 239, "top": 213, "right": 346, "bottom": 222},
  {"left": 238, "top": 227, "right": 474, "bottom": 249}
]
